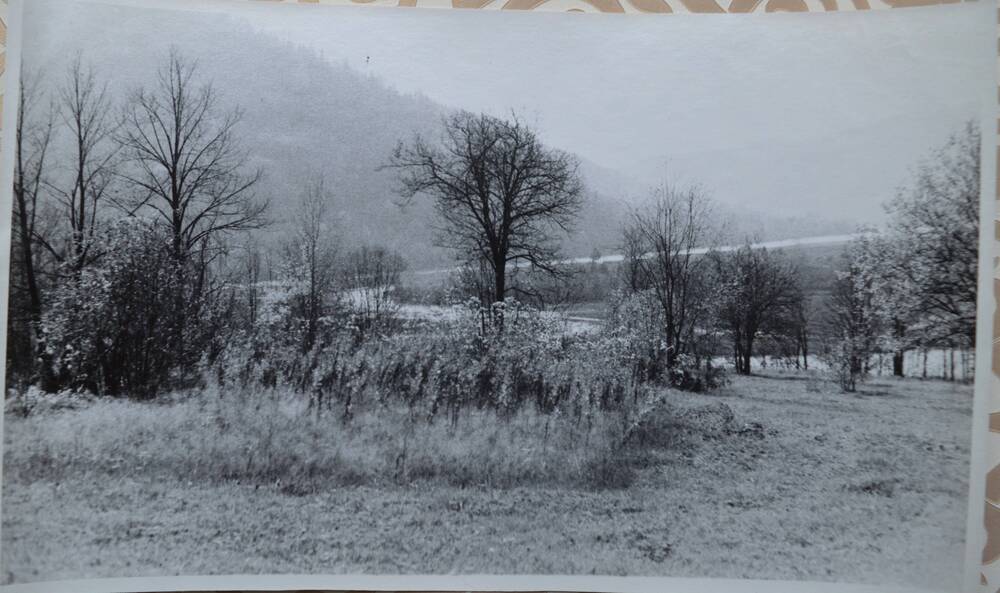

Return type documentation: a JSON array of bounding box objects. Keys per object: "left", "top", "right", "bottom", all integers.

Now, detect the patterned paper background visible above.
[
  {"left": 251, "top": 0, "right": 970, "bottom": 13},
  {"left": 0, "top": 0, "right": 995, "bottom": 591}
]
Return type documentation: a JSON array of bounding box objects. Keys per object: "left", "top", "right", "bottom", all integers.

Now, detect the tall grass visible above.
[
  {"left": 7, "top": 301, "right": 739, "bottom": 494},
  {"left": 215, "top": 300, "right": 657, "bottom": 423},
  {"left": 5, "top": 387, "right": 650, "bottom": 492}
]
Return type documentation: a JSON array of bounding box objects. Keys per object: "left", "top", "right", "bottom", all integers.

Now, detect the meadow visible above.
[{"left": 1, "top": 371, "right": 971, "bottom": 589}]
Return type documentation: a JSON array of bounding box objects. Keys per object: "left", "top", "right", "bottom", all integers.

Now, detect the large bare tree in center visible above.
[{"left": 389, "top": 112, "right": 583, "bottom": 305}]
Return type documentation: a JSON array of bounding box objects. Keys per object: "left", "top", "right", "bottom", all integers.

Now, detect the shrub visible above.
[
  {"left": 605, "top": 289, "right": 666, "bottom": 383},
  {"left": 40, "top": 220, "right": 221, "bottom": 398},
  {"left": 822, "top": 337, "right": 868, "bottom": 392},
  {"left": 667, "top": 354, "right": 727, "bottom": 392},
  {"left": 606, "top": 290, "right": 726, "bottom": 392}
]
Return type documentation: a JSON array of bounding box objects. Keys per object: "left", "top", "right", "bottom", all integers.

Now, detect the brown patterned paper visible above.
[
  {"left": 256, "top": 0, "right": 967, "bottom": 11},
  {"left": 0, "top": 0, "right": 992, "bottom": 591}
]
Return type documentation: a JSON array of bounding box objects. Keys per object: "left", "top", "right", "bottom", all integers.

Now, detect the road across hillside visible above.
[{"left": 410, "top": 233, "right": 861, "bottom": 277}]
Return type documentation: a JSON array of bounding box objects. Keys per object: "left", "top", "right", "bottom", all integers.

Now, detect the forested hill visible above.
[{"left": 26, "top": 0, "right": 858, "bottom": 270}]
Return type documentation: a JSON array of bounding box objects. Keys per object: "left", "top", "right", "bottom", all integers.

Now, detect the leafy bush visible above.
[
  {"left": 4, "top": 385, "right": 95, "bottom": 418},
  {"left": 40, "top": 220, "right": 222, "bottom": 398},
  {"left": 822, "top": 337, "right": 868, "bottom": 392},
  {"left": 605, "top": 290, "right": 726, "bottom": 392},
  {"left": 667, "top": 354, "right": 727, "bottom": 392},
  {"left": 605, "top": 290, "right": 666, "bottom": 383}
]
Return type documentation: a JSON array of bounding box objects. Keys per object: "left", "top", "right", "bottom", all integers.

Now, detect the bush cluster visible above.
[{"left": 215, "top": 299, "right": 664, "bottom": 424}]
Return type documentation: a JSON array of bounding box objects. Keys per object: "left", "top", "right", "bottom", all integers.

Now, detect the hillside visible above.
[{"left": 25, "top": 0, "right": 860, "bottom": 270}]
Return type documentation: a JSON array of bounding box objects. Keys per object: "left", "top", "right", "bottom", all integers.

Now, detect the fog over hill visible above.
[{"left": 26, "top": 0, "right": 860, "bottom": 270}]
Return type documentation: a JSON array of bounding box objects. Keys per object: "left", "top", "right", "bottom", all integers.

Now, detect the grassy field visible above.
[{"left": 1, "top": 372, "right": 972, "bottom": 589}]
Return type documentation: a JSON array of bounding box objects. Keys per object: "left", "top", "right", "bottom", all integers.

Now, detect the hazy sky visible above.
[{"left": 47, "top": 0, "right": 996, "bottom": 221}]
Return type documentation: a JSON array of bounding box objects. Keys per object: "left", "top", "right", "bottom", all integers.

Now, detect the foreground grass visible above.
[
  {"left": 1, "top": 373, "right": 972, "bottom": 589},
  {"left": 3, "top": 389, "right": 647, "bottom": 492}
]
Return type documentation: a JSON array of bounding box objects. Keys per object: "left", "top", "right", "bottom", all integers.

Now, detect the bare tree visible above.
[
  {"left": 45, "top": 57, "right": 119, "bottom": 275},
  {"left": 711, "top": 243, "right": 801, "bottom": 375},
  {"left": 118, "top": 49, "right": 266, "bottom": 264},
  {"left": 113, "top": 50, "right": 266, "bottom": 371},
  {"left": 10, "top": 72, "right": 55, "bottom": 386},
  {"left": 790, "top": 290, "right": 811, "bottom": 370},
  {"left": 389, "top": 111, "right": 583, "bottom": 306},
  {"left": 283, "top": 177, "right": 338, "bottom": 352},
  {"left": 626, "top": 184, "right": 717, "bottom": 368},
  {"left": 620, "top": 223, "right": 648, "bottom": 292},
  {"left": 343, "top": 245, "right": 406, "bottom": 339},
  {"left": 241, "top": 239, "right": 264, "bottom": 328}
]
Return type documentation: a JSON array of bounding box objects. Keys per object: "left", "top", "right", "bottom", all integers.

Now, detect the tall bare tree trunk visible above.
[{"left": 13, "top": 73, "right": 56, "bottom": 390}]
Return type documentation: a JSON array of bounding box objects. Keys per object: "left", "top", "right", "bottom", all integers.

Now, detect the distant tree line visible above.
[{"left": 611, "top": 123, "right": 979, "bottom": 391}]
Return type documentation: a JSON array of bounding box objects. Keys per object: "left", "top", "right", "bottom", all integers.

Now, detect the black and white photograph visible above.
[{"left": 1, "top": 0, "right": 993, "bottom": 590}]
